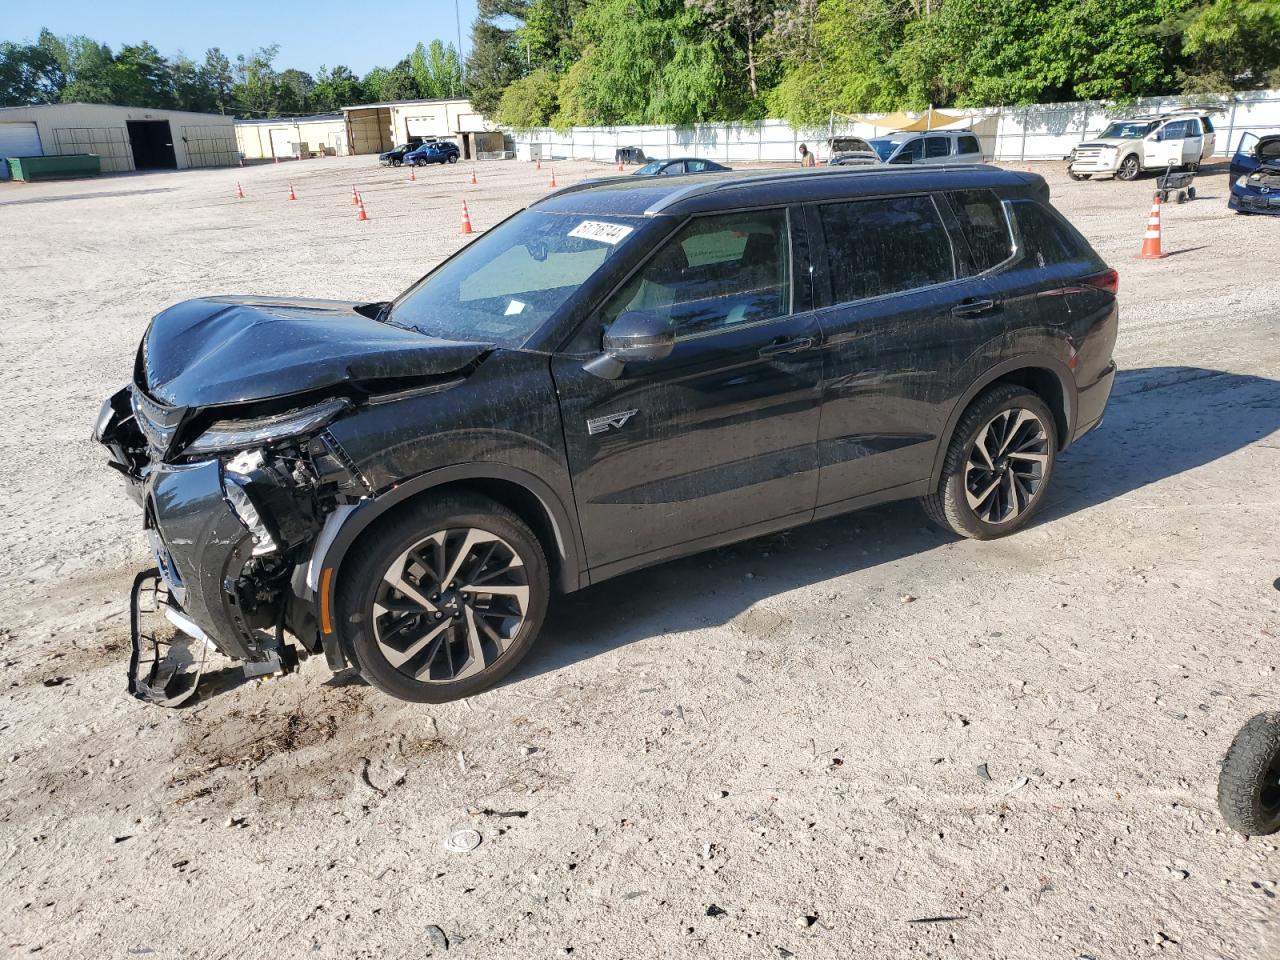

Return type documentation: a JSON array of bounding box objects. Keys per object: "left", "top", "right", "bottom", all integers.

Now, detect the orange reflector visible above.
[{"left": 319, "top": 567, "right": 334, "bottom": 634}]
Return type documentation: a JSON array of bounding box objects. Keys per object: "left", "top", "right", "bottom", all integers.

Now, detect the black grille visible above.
[{"left": 131, "top": 388, "right": 183, "bottom": 457}]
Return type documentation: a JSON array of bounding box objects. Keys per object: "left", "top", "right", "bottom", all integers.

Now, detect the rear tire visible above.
[
  {"left": 336, "top": 494, "right": 550, "bottom": 703},
  {"left": 1218, "top": 713, "right": 1280, "bottom": 836},
  {"left": 922, "top": 384, "right": 1058, "bottom": 540}
]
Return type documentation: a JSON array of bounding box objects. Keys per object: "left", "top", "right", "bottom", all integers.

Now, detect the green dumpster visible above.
[{"left": 6, "top": 154, "right": 102, "bottom": 182}]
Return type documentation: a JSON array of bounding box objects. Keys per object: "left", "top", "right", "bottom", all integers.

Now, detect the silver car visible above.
[{"left": 869, "top": 131, "right": 985, "bottom": 166}]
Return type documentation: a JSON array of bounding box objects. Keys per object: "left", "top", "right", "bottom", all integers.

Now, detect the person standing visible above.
[{"left": 798, "top": 143, "right": 817, "bottom": 167}]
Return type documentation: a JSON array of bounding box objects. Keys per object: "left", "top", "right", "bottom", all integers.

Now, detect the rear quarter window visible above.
[
  {"left": 946, "top": 189, "right": 1014, "bottom": 273},
  {"left": 957, "top": 135, "right": 982, "bottom": 156},
  {"left": 1009, "top": 200, "right": 1098, "bottom": 269}
]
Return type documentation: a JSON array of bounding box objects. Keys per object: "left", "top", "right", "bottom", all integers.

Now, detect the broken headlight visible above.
[{"left": 186, "top": 398, "right": 350, "bottom": 456}]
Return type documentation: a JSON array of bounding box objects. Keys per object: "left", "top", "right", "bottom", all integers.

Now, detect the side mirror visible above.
[{"left": 584, "top": 311, "right": 675, "bottom": 379}]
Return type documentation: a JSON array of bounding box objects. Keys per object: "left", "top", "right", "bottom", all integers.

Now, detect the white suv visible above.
[{"left": 1068, "top": 112, "right": 1216, "bottom": 181}]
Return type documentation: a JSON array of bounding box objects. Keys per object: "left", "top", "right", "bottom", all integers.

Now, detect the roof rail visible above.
[{"left": 641, "top": 165, "right": 992, "bottom": 216}]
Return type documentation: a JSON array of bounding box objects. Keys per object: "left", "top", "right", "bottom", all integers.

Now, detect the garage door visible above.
[{"left": 0, "top": 122, "right": 43, "bottom": 158}]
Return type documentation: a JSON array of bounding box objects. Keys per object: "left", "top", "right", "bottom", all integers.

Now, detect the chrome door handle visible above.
[
  {"left": 759, "top": 336, "right": 816, "bottom": 358},
  {"left": 952, "top": 298, "right": 997, "bottom": 317}
]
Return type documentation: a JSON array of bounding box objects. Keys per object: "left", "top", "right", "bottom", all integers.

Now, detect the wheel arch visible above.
[
  {"left": 312, "top": 464, "right": 584, "bottom": 670},
  {"left": 930, "top": 356, "right": 1076, "bottom": 485}
]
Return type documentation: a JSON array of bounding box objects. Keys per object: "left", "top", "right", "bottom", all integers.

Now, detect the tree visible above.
[
  {"left": 496, "top": 67, "right": 561, "bottom": 125},
  {"left": 0, "top": 40, "right": 63, "bottom": 106},
  {"left": 233, "top": 45, "right": 281, "bottom": 117},
  {"left": 203, "top": 48, "right": 235, "bottom": 114},
  {"left": 277, "top": 68, "right": 315, "bottom": 113},
  {"left": 467, "top": 15, "right": 527, "bottom": 115},
  {"left": 1181, "top": 0, "right": 1280, "bottom": 91},
  {"left": 685, "top": 0, "right": 777, "bottom": 99},
  {"left": 312, "top": 65, "right": 363, "bottom": 112}
]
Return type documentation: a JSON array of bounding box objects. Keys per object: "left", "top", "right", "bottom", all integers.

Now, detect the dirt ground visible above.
[{"left": 1, "top": 154, "right": 1278, "bottom": 959}]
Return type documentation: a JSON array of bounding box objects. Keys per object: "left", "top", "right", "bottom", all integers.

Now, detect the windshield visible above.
[
  {"left": 387, "top": 211, "right": 640, "bottom": 346},
  {"left": 868, "top": 138, "right": 902, "bottom": 161},
  {"left": 1099, "top": 121, "right": 1156, "bottom": 139},
  {"left": 634, "top": 161, "right": 664, "bottom": 176}
]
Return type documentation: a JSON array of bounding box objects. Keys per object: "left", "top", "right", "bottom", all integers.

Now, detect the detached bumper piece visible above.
[
  {"left": 128, "top": 568, "right": 298, "bottom": 707},
  {"left": 128, "top": 568, "right": 211, "bottom": 707}
]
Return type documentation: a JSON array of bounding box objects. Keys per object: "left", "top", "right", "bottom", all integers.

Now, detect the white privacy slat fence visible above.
[{"left": 508, "top": 89, "right": 1280, "bottom": 164}]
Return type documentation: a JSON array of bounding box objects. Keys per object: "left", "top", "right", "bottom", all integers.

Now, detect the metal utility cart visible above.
[{"left": 1156, "top": 162, "right": 1198, "bottom": 203}]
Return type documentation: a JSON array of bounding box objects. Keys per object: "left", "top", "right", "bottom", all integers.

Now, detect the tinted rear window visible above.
[
  {"left": 947, "top": 189, "right": 1014, "bottom": 273},
  {"left": 1009, "top": 200, "right": 1095, "bottom": 268},
  {"left": 925, "top": 137, "right": 951, "bottom": 159},
  {"left": 958, "top": 135, "right": 981, "bottom": 155},
  {"left": 818, "top": 195, "right": 955, "bottom": 303}
]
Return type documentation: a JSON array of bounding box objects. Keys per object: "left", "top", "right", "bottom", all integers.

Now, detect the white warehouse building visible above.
[{"left": 0, "top": 102, "right": 238, "bottom": 177}]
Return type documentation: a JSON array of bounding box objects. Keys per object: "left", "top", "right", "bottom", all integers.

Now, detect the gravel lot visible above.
[{"left": 1, "top": 155, "right": 1278, "bottom": 959}]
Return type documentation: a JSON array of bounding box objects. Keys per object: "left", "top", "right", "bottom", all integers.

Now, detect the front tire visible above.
[
  {"left": 336, "top": 494, "right": 550, "bottom": 703},
  {"left": 447, "top": 153, "right": 459, "bottom": 164},
  {"left": 1218, "top": 713, "right": 1280, "bottom": 836},
  {"left": 1116, "top": 155, "right": 1140, "bottom": 181},
  {"left": 922, "top": 384, "right": 1057, "bottom": 539}
]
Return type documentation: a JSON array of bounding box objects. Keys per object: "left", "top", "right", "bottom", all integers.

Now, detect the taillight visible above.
[{"left": 1081, "top": 268, "right": 1119, "bottom": 296}]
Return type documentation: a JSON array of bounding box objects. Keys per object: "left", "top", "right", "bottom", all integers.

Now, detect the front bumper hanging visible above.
[{"left": 128, "top": 568, "right": 211, "bottom": 707}]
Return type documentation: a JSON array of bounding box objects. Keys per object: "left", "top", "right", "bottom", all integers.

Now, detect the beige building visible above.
[
  {"left": 0, "top": 102, "right": 237, "bottom": 174},
  {"left": 235, "top": 115, "right": 349, "bottom": 160},
  {"left": 340, "top": 98, "right": 493, "bottom": 157}
]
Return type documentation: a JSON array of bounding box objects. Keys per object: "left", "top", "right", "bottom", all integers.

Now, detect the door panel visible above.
[
  {"left": 552, "top": 316, "right": 823, "bottom": 568},
  {"left": 808, "top": 194, "right": 998, "bottom": 506},
  {"left": 552, "top": 207, "right": 822, "bottom": 570}
]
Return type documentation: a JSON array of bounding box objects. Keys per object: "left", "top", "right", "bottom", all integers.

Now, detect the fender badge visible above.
[{"left": 587, "top": 409, "right": 638, "bottom": 435}]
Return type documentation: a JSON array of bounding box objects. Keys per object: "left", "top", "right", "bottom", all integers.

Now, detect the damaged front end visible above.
[
  {"left": 97, "top": 387, "right": 369, "bottom": 701},
  {"left": 94, "top": 296, "right": 491, "bottom": 704}
]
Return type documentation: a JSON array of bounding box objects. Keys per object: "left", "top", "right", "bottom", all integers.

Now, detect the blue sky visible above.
[{"left": 3, "top": 0, "right": 479, "bottom": 76}]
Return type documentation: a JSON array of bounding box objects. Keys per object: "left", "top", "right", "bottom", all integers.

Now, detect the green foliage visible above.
[
  {"left": 1182, "top": 0, "right": 1280, "bottom": 90},
  {"left": 496, "top": 67, "right": 561, "bottom": 126}
]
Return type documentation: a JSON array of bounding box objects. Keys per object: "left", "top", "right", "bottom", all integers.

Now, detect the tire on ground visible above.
[
  {"left": 1218, "top": 712, "right": 1280, "bottom": 836},
  {"left": 335, "top": 492, "right": 550, "bottom": 703},
  {"left": 921, "top": 383, "right": 1058, "bottom": 540}
]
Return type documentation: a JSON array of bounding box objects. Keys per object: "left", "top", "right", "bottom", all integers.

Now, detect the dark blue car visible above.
[
  {"left": 404, "top": 140, "right": 460, "bottom": 167},
  {"left": 1229, "top": 133, "right": 1280, "bottom": 215}
]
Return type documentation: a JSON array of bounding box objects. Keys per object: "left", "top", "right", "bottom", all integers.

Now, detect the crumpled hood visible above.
[{"left": 140, "top": 296, "right": 492, "bottom": 408}]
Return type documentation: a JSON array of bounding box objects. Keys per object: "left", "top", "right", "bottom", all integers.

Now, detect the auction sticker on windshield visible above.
[{"left": 568, "top": 220, "right": 634, "bottom": 245}]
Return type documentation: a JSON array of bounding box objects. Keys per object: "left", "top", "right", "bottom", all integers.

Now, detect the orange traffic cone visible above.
[
  {"left": 236, "top": 182, "right": 245, "bottom": 199},
  {"left": 470, "top": 169, "right": 477, "bottom": 185},
  {"left": 356, "top": 193, "right": 369, "bottom": 221},
  {"left": 351, "top": 184, "right": 359, "bottom": 205},
  {"left": 548, "top": 170, "right": 557, "bottom": 188},
  {"left": 536, "top": 159, "right": 542, "bottom": 171},
  {"left": 287, "top": 181, "right": 297, "bottom": 201},
  {"left": 617, "top": 161, "right": 624, "bottom": 172},
  {"left": 461, "top": 200, "right": 473, "bottom": 235},
  {"left": 409, "top": 167, "right": 416, "bottom": 182},
  {"left": 1136, "top": 193, "right": 1168, "bottom": 260}
]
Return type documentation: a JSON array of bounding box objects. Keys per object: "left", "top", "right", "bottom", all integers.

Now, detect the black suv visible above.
[{"left": 96, "top": 166, "right": 1118, "bottom": 703}]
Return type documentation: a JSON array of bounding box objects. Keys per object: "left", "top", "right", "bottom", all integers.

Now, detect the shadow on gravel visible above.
[{"left": 516, "top": 365, "right": 1280, "bottom": 684}]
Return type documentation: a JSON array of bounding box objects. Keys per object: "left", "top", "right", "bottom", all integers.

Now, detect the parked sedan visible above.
[
  {"left": 1229, "top": 133, "right": 1280, "bottom": 215},
  {"left": 632, "top": 158, "right": 731, "bottom": 176},
  {"left": 405, "top": 140, "right": 460, "bottom": 166}
]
